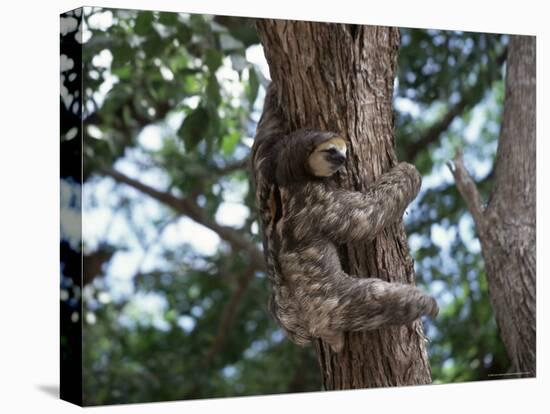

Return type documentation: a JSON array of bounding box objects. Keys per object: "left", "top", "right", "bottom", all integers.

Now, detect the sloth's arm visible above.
[{"left": 305, "top": 162, "right": 422, "bottom": 244}]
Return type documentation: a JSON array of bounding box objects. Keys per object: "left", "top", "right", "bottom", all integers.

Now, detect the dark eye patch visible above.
[{"left": 323, "top": 147, "right": 346, "bottom": 165}]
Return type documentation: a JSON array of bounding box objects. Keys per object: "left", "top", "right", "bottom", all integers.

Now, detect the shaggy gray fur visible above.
[{"left": 251, "top": 85, "right": 438, "bottom": 352}]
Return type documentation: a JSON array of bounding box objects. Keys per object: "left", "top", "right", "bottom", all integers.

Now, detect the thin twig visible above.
[
  {"left": 447, "top": 150, "right": 486, "bottom": 232},
  {"left": 204, "top": 266, "right": 256, "bottom": 365}
]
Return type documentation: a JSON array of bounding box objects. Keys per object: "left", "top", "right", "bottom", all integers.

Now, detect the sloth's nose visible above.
[{"left": 329, "top": 152, "right": 346, "bottom": 165}]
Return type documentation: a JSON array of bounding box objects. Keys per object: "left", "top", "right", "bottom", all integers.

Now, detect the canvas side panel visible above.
[{"left": 60, "top": 7, "right": 83, "bottom": 407}]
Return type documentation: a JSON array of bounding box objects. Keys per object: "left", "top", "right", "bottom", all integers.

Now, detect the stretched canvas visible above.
[{"left": 60, "top": 6, "right": 536, "bottom": 406}]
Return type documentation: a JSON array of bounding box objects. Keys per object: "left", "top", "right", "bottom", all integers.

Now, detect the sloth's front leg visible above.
[{"left": 306, "top": 162, "right": 422, "bottom": 244}]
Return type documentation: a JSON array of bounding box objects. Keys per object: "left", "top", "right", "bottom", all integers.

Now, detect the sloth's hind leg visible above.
[
  {"left": 288, "top": 264, "right": 438, "bottom": 353},
  {"left": 327, "top": 275, "right": 439, "bottom": 333}
]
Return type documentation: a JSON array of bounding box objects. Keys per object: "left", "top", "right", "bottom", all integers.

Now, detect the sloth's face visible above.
[{"left": 308, "top": 137, "right": 347, "bottom": 177}]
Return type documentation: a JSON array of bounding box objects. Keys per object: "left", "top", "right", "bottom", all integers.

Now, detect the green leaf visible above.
[
  {"left": 227, "top": 25, "right": 260, "bottom": 48},
  {"left": 177, "top": 106, "right": 209, "bottom": 151},
  {"left": 134, "top": 11, "right": 154, "bottom": 36},
  {"left": 112, "top": 65, "right": 132, "bottom": 80},
  {"left": 143, "top": 33, "right": 163, "bottom": 58},
  {"left": 204, "top": 48, "right": 223, "bottom": 72},
  {"left": 247, "top": 68, "right": 259, "bottom": 107},
  {"left": 206, "top": 74, "right": 221, "bottom": 106},
  {"left": 110, "top": 44, "right": 134, "bottom": 69},
  {"left": 213, "top": 16, "right": 260, "bottom": 47},
  {"left": 222, "top": 131, "right": 240, "bottom": 155},
  {"left": 206, "top": 107, "right": 221, "bottom": 150},
  {"left": 158, "top": 11, "right": 178, "bottom": 26},
  {"left": 176, "top": 23, "right": 192, "bottom": 45}
]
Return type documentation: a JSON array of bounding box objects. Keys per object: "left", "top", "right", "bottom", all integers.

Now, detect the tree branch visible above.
[
  {"left": 404, "top": 48, "right": 508, "bottom": 161},
  {"left": 212, "top": 157, "right": 250, "bottom": 176},
  {"left": 447, "top": 150, "right": 486, "bottom": 232},
  {"left": 188, "top": 157, "right": 250, "bottom": 199},
  {"left": 102, "top": 167, "right": 265, "bottom": 270},
  {"left": 204, "top": 266, "right": 256, "bottom": 366},
  {"left": 404, "top": 98, "right": 468, "bottom": 160}
]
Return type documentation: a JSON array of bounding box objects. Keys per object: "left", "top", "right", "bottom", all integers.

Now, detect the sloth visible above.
[{"left": 251, "top": 85, "right": 438, "bottom": 352}]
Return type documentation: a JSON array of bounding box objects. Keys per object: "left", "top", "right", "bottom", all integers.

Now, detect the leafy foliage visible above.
[{"left": 72, "top": 7, "right": 510, "bottom": 405}]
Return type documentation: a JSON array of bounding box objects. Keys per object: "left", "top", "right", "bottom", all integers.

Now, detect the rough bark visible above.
[
  {"left": 450, "top": 35, "right": 536, "bottom": 376},
  {"left": 256, "top": 20, "right": 432, "bottom": 388}
]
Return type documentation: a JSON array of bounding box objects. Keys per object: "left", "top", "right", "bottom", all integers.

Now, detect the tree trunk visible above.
[
  {"left": 256, "top": 20, "right": 432, "bottom": 388},
  {"left": 451, "top": 35, "right": 536, "bottom": 376}
]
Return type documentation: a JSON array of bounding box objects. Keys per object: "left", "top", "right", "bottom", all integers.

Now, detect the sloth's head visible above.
[
  {"left": 308, "top": 136, "right": 347, "bottom": 177},
  {"left": 275, "top": 131, "right": 347, "bottom": 186}
]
